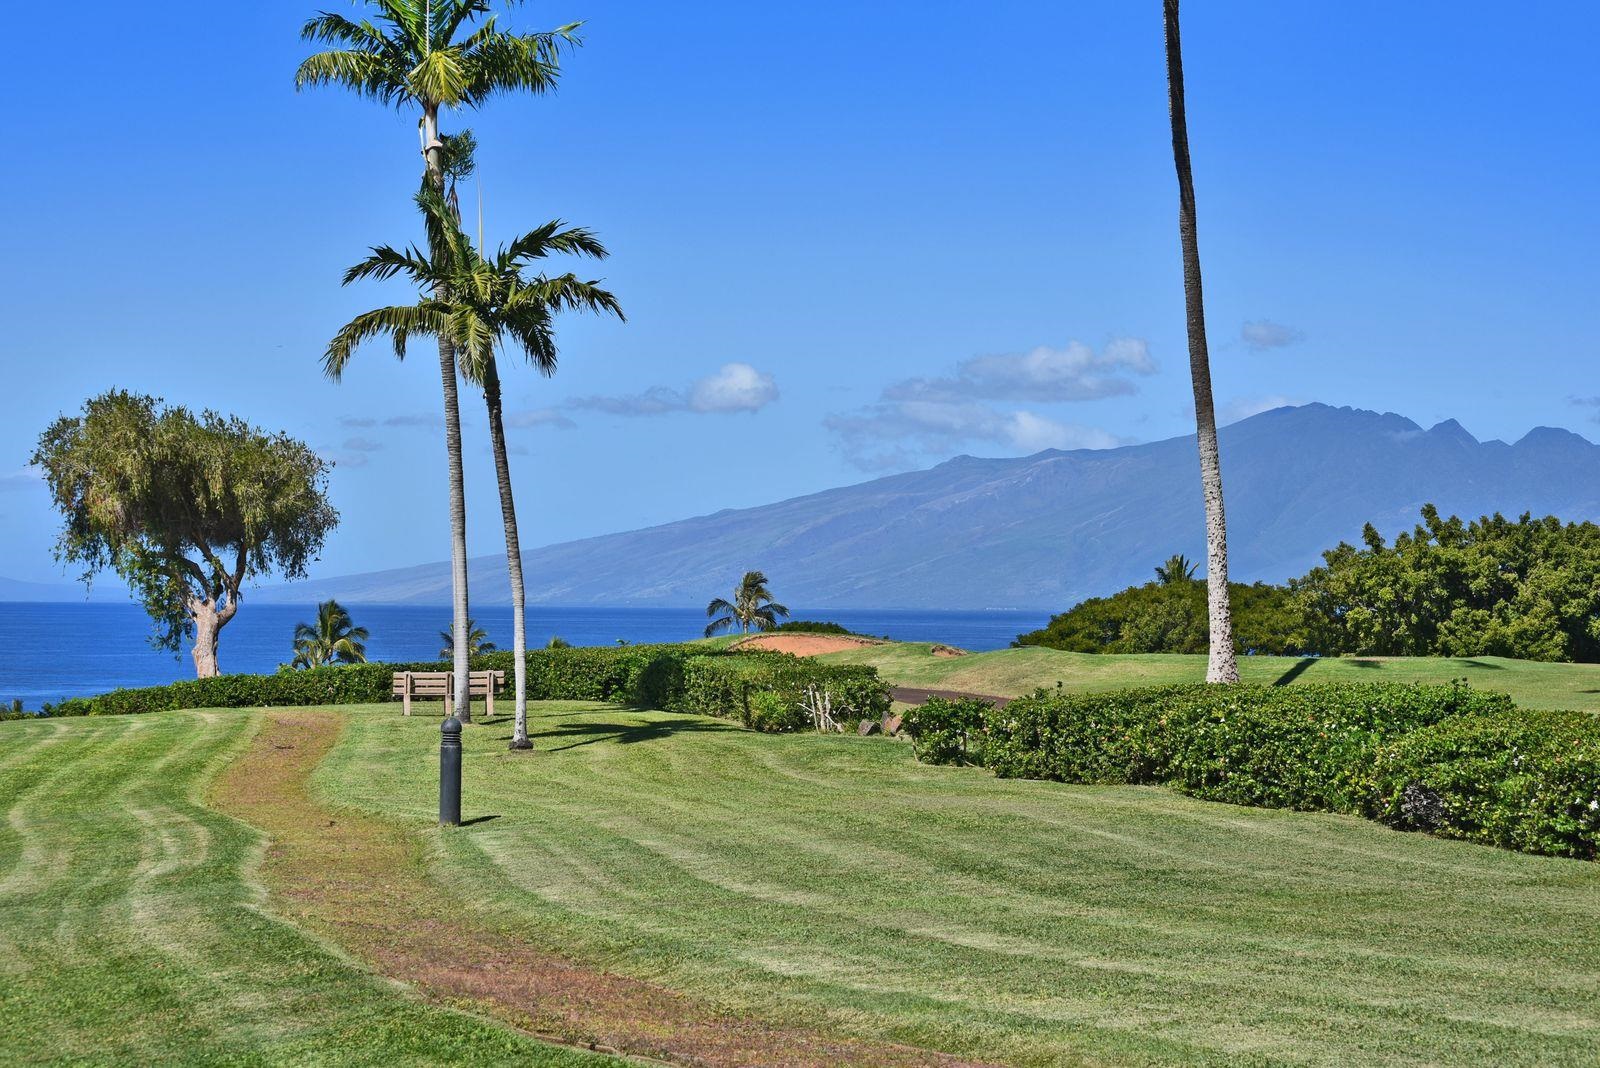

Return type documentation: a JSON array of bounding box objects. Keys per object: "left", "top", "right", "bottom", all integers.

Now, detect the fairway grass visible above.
[
  {"left": 816, "top": 643, "right": 1600, "bottom": 711},
  {"left": 317, "top": 703, "right": 1600, "bottom": 1066},
  {"left": 0, "top": 710, "right": 619, "bottom": 1066}
]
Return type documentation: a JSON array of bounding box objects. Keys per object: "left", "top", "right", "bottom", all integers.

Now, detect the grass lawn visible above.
[
  {"left": 316, "top": 702, "right": 1600, "bottom": 1066},
  {"left": 0, "top": 709, "right": 621, "bottom": 1066},
  {"left": 815, "top": 643, "right": 1600, "bottom": 711}
]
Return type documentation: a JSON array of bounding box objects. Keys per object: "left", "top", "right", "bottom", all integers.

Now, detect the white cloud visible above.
[
  {"left": 570, "top": 363, "right": 779, "bottom": 417},
  {"left": 1241, "top": 320, "right": 1304, "bottom": 351},
  {"left": 507, "top": 407, "right": 577, "bottom": 430},
  {"left": 826, "top": 399, "right": 1124, "bottom": 471},
  {"left": 689, "top": 363, "right": 779, "bottom": 413},
  {"left": 0, "top": 469, "right": 41, "bottom": 493},
  {"left": 888, "top": 338, "right": 1156, "bottom": 404},
  {"left": 341, "top": 437, "right": 384, "bottom": 453}
]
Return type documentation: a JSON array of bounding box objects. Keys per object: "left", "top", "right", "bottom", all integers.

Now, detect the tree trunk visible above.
[
  {"left": 1163, "top": 0, "right": 1239, "bottom": 684},
  {"left": 483, "top": 360, "right": 532, "bottom": 749},
  {"left": 423, "top": 103, "right": 474, "bottom": 721},
  {"left": 188, "top": 595, "right": 237, "bottom": 679}
]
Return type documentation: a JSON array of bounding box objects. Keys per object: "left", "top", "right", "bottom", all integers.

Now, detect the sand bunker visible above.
[{"left": 733, "top": 633, "right": 885, "bottom": 656}]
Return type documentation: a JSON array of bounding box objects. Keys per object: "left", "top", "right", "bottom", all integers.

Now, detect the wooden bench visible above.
[{"left": 392, "top": 670, "right": 506, "bottom": 717}]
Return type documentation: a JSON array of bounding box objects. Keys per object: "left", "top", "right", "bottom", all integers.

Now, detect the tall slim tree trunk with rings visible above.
[
  {"left": 1163, "top": 0, "right": 1239, "bottom": 683},
  {"left": 423, "top": 103, "right": 473, "bottom": 720},
  {"left": 482, "top": 359, "right": 531, "bottom": 748}
]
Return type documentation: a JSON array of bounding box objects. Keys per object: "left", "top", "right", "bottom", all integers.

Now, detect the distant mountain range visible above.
[{"left": 247, "top": 403, "right": 1600, "bottom": 611}]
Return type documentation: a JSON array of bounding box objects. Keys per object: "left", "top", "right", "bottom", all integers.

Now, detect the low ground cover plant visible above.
[
  {"left": 904, "top": 681, "right": 1598, "bottom": 859},
  {"left": 43, "top": 643, "right": 890, "bottom": 733}
]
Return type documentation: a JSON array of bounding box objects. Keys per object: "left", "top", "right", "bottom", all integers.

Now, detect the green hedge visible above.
[
  {"left": 40, "top": 644, "right": 890, "bottom": 734},
  {"left": 906, "top": 681, "right": 1597, "bottom": 860},
  {"left": 1372, "top": 710, "right": 1600, "bottom": 859}
]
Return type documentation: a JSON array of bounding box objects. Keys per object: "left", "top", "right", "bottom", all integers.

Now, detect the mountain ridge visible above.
[{"left": 251, "top": 403, "right": 1600, "bottom": 610}]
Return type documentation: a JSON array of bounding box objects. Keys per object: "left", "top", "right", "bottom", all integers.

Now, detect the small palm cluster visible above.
[{"left": 291, "top": 599, "right": 369, "bottom": 669}]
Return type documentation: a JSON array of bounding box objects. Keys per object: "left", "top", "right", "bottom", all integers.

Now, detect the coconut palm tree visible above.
[
  {"left": 327, "top": 187, "right": 622, "bottom": 749},
  {"left": 705, "top": 571, "right": 791, "bottom": 637},
  {"left": 1154, "top": 554, "right": 1199, "bottom": 586},
  {"left": 1163, "top": 0, "right": 1239, "bottom": 683},
  {"left": 291, "top": 600, "right": 370, "bottom": 668},
  {"left": 439, "top": 618, "right": 497, "bottom": 660},
  {"left": 296, "top": 1, "right": 578, "bottom": 720}
]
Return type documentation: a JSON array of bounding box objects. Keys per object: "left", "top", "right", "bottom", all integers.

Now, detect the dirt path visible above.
[{"left": 212, "top": 710, "right": 988, "bottom": 1068}]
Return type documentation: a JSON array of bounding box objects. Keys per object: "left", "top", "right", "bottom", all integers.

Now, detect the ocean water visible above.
[{"left": 0, "top": 602, "right": 1049, "bottom": 706}]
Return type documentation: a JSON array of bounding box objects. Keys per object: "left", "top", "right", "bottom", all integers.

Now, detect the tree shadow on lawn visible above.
[
  {"left": 1271, "top": 658, "right": 1317, "bottom": 686},
  {"left": 500, "top": 716, "right": 745, "bottom": 752}
]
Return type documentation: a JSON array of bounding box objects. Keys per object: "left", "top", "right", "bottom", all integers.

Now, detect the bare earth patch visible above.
[
  {"left": 212, "top": 710, "right": 987, "bottom": 1068},
  {"left": 732, "top": 633, "right": 886, "bottom": 656}
]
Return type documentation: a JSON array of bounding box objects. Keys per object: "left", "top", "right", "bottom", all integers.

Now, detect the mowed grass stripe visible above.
[
  {"left": 319, "top": 703, "right": 1600, "bottom": 1066},
  {"left": 0, "top": 710, "right": 625, "bottom": 1066}
]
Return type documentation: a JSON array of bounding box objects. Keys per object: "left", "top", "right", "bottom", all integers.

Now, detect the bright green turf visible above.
[
  {"left": 0, "top": 710, "right": 620, "bottom": 1066},
  {"left": 815, "top": 643, "right": 1600, "bottom": 711},
  {"left": 318, "top": 701, "right": 1600, "bottom": 1067}
]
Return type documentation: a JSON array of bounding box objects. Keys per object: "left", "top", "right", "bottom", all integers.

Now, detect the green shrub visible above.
[
  {"left": 745, "top": 689, "right": 808, "bottom": 732},
  {"left": 1155, "top": 683, "right": 1513, "bottom": 811},
  {"left": 901, "top": 697, "right": 992, "bottom": 765},
  {"left": 774, "top": 620, "right": 852, "bottom": 635},
  {"left": 1372, "top": 711, "right": 1600, "bottom": 858},
  {"left": 37, "top": 644, "right": 890, "bottom": 736}
]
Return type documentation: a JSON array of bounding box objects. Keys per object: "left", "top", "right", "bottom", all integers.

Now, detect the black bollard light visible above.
[{"left": 440, "top": 714, "right": 462, "bottom": 827}]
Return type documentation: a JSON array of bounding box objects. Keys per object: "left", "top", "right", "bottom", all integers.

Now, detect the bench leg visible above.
[
  {"left": 403, "top": 690, "right": 411, "bottom": 717},
  {"left": 486, "top": 687, "right": 494, "bottom": 719}
]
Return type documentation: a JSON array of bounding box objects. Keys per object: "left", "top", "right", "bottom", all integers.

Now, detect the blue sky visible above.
[{"left": 3, "top": 1, "right": 1597, "bottom": 587}]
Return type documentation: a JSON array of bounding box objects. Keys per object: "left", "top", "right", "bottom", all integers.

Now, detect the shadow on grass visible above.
[
  {"left": 459, "top": 815, "right": 501, "bottom": 827},
  {"left": 506, "top": 717, "right": 744, "bottom": 753},
  {"left": 1272, "top": 659, "right": 1317, "bottom": 686},
  {"left": 1455, "top": 659, "right": 1505, "bottom": 670}
]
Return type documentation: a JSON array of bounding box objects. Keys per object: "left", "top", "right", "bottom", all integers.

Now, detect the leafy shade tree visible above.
[
  {"left": 1163, "top": 0, "right": 1239, "bottom": 683},
  {"left": 296, "top": 0, "right": 578, "bottom": 718},
  {"left": 328, "top": 185, "right": 621, "bottom": 749},
  {"left": 1154, "top": 554, "right": 1199, "bottom": 586},
  {"left": 1014, "top": 576, "right": 1309, "bottom": 656},
  {"left": 1293, "top": 506, "right": 1600, "bottom": 662},
  {"left": 291, "top": 599, "right": 369, "bottom": 669},
  {"left": 33, "top": 392, "right": 337, "bottom": 678},
  {"left": 440, "top": 619, "right": 497, "bottom": 660},
  {"left": 705, "top": 571, "right": 791, "bottom": 637}
]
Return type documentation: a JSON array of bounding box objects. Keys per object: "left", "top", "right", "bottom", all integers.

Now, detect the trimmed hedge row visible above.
[
  {"left": 904, "top": 682, "right": 1600, "bottom": 859},
  {"left": 41, "top": 644, "right": 891, "bottom": 733}
]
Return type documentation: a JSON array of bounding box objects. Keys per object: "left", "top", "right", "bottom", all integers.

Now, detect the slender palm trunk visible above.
[
  {"left": 423, "top": 103, "right": 473, "bottom": 720},
  {"left": 482, "top": 359, "right": 531, "bottom": 749},
  {"left": 1163, "top": 0, "right": 1239, "bottom": 683}
]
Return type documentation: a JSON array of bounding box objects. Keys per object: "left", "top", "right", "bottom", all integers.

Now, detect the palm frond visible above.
[{"left": 324, "top": 305, "right": 446, "bottom": 379}]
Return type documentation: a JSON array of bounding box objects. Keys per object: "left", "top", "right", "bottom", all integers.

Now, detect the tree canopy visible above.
[
  {"left": 1016, "top": 576, "right": 1308, "bottom": 656},
  {"left": 1294, "top": 506, "right": 1600, "bottom": 662},
  {"left": 32, "top": 391, "right": 337, "bottom": 674}
]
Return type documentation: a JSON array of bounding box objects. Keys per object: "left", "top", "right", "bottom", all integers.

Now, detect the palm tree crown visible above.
[
  {"left": 295, "top": 1, "right": 578, "bottom": 111},
  {"left": 323, "top": 187, "right": 623, "bottom": 384},
  {"left": 440, "top": 618, "right": 496, "bottom": 659},
  {"left": 706, "top": 571, "right": 791, "bottom": 637},
  {"left": 1154, "top": 554, "right": 1199, "bottom": 585},
  {"left": 292, "top": 600, "right": 370, "bottom": 669}
]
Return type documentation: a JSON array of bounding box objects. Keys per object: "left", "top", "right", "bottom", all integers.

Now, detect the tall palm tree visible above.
[
  {"left": 1163, "top": 0, "right": 1239, "bottom": 683},
  {"left": 1154, "top": 553, "right": 1199, "bottom": 586},
  {"left": 296, "top": 1, "right": 578, "bottom": 720},
  {"left": 327, "top": 188, "right": 622, "bottom": 749},
  {"left": 291, "top": 599, "right": 370, "bottom": 668},
  {"left": 705, "top": 571, "right": 791, "bottom": 637}
]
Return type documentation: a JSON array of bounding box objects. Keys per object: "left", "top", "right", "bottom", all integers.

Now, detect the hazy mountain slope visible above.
[{"left": 255, "top": 404, "right": 1600, "bottom": 610}]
